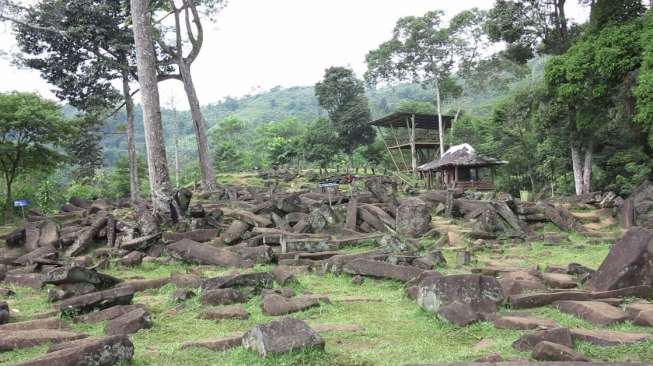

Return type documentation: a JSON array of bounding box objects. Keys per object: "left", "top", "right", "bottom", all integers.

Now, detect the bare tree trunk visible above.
[
  {"left": 178, "top": 60, "right": 215, "bottom": 191},
  {"left": 434, "top": 78, "right": 445, "bottom": 157},
  {"left": 170, "top": 96, "right": 180, "bottom": 188},
  {"left": 582, "top": 143, "right": 593, "bottom": 194},
  {"left": 4, "top": 175, "right": 12, "bottom": 224},
  {"left": 122, "top": 71, "right": 140, "bottom": 203},
  {"left": 570, "top": 145, "right": 584, "bottom": 196},
  {"left": 130, "top": 0, "right": 177, "bottom": 219}
]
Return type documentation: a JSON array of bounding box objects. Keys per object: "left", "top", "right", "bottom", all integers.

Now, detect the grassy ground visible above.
[{"left": 2, "top": 231, "right": 653, "bottom": 366}]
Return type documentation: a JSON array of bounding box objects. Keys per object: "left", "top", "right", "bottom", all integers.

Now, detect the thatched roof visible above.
[
  {"left": 418, "top": 144, "right": 508, "bottom": 171},
  {"left": 369, "top": 112, "right": 453, "bottom": 130}
]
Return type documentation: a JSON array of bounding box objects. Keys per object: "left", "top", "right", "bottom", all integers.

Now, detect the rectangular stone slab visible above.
[
  {"left": 0, "top": 329, "right": 87, "bottom": 352},
  {"left": 58, "top": 286, "right": 135, "bottom": 314},
  {"left": 343, "top": 259, "right": 423, "bottom": 282},
  {"left": 554, "top": 301, "right": 629, "bottom": 326},
  {"left": 570, "top": 328, "right": 651, "bottom": 346}
]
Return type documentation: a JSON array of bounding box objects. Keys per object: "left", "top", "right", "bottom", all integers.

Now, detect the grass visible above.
[{"left": 1, "top": 216, "right": 652, "bottom": 365}]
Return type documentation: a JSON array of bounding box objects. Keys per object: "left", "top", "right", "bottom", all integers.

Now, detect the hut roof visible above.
[
  {"left": 418, "top": 143, "right": 508, "bottom": 171},
  {"left": 369, "top": 112, "right": 453, "bottom": 130}
]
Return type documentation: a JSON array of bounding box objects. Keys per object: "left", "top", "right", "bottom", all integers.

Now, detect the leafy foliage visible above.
[
  {"left": 315, "top": 67, "right": 375, "bottom": 155},
  {"left": 0, "top": 92, "right": 71, "bottom": 220}
]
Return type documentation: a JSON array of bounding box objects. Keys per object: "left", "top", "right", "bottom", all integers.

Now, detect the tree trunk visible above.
[
  {"left": 121, "top": 71, "right": 140, "bottom": 203},
  {"left": 130, "top": 0, "right": 177, "bottom": 219},
  {"left": 571, "top": 145, "right": 583, "bottom": 196},
  {"left": 435, "top": 78, "right": 445, "bottom": 157},
  {"left": 4, "top": 175, "right": 12, "bottom": 224},
  {"left": 171, "top": 99, "right": 180, "bottom": 188},
  {"left": 178, "top": 60, "right": 215, "bottom": 191},
  {"left": 582, "top": 143, "right": 593, "bottom": 194}
]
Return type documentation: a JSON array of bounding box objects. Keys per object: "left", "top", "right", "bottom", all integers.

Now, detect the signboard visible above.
[
  {"left": 13, "top": 199, "right": 30, "bottom": 208},
  {"left": 319, "top": 182, "right": 338, "bottom": 188}
]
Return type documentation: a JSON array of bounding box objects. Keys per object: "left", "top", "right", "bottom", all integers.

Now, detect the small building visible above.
[{"left": 418, "top": 144, "right": 507, "bottom": 190}]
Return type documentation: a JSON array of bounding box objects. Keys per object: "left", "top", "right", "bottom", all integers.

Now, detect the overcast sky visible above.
[{"left": 0, "top": 0, "right": 589, "bottom": 110}]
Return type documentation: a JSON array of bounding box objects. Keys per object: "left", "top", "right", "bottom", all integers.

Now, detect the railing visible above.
[
  {"left": 385, "top": 134, "right": 441, "bottom": 147},
  {"left": 454, "top": 180, "right": 495, "bottom": 191}
]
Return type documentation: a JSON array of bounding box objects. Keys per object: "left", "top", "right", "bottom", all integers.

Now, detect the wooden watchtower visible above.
[{"left": 369, "top": 112, "right": 453, "bottom": 176}]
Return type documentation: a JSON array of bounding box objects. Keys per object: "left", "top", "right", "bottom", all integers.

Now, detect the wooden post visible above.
[
  {"left": 410, "top": 114, "right": 417, "bottom": 176},
  {"left": 454, "top": 166, "right": 459, "bottom": 188}
]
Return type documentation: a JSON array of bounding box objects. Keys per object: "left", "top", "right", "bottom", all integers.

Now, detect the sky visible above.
[{"left": 0, "top": 0, "right": 590, "bottom": 110}]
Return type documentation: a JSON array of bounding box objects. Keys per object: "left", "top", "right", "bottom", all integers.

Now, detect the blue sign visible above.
[
  {"left": 13, "top": 199, "right": 30, "bottom": 207},
  {"left": 319, "top": 182, "right": 338, "bottom": 188}
]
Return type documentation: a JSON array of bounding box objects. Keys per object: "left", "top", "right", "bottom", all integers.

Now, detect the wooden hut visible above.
[{"left": 418, "top": 144, "right": 507, "bottom": 190}]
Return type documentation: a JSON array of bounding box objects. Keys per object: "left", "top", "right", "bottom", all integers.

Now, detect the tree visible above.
[
  {"left": 302, "top": 118, "right": 340, "bottom": 174},
  {"left": 484, "top": 0, "right": 575, "bottom": 63},
  {"left": 130, "top": 0, "right": 177, "bottom": 219},
  {"left": 635, "top": 10, "right": 653, "bottom": 144},
  {"left": 65, "top": 113, "right": 104, "bottom": 181},
  {"left": 545, "top": 20, "right": 644, "bottom": 195},
  {"left": 365, "top": 11, "right": 455, "bottom": 157},
  {"left": 7, "top": 0, "right": 162, "bottom": 203},
  {"left": 0, "top": 92, "right": 70, "bottom": 222},
  {"left": 590, "top": 0, "right": 646, "bottom": 31},
  {"left": 153, "top": 0, "right": 226, "bottom": 191},
  {"left": 315, "top": 67, "right": 375, "bottom": 165}
]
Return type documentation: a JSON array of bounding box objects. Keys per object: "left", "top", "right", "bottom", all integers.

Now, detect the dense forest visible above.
[{"left": 1, "top": 0, "right": 653, "bottom": 222}]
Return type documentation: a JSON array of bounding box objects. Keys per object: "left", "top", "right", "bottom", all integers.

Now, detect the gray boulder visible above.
[{"left": 242, "top": 317, "right": 324, "bottom": 357}]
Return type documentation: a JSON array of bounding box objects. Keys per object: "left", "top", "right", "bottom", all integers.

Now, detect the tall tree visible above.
[
  {"left": 153, "top": 0, "right": 225, "bottom": 191},
  {"left": 130, "top": 0, "right": 177, "bottom": 219},
  {"left": 545, "top": 20, "right": 644, "bottom": 195},
  {"left": 484, "top": 0, "right": 574, "bottom": 63},
  {"left": 0, "top": 92, "right": 70, "bottom": 222},
  {"left": 302, "top": 118, "right": 340, "bottom": 174},
  {"left": 315, "top": 66, "right": 375, "bottom": 166},
  {"left": 9, "top": 0, "right": 148, "bottom": 203},
  {"left": 590, "top": 0, "right": 646, "bottom": 31},
  {"left": 366, "top": 11, "right": 463, "bottom": 157},
  {"left": 635, "top": 10, "right": 653, "bottom": 143}
]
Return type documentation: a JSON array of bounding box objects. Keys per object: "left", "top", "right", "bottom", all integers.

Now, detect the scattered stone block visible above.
[
  {"left": 171, "top": 289, "right": 196, "bottom": 302},
  {"left": 167, "top": 239, "right": 244, "bottom": 267},
  {"left": 242, "top": 317, "right": 325, "bottom": 357},
  {"left": 512, "top": 327, "right": 573, "bottom": 351},
  {"left": 120, "top": 251, "right": 145, "bottom": 267},
  {"left": 261, "top": 294, "right": 321, "bottom": 316},
  {"left": 494, "top": 315, "right": 558, "bottom": 330},
  {"left": 0, "top": 329, "right": 87, "bottom": 351},
  {"left": 532, "top": 341, "right": 591, "bottom": 362},
  {"left": 105, "top": 308, "right": 152, "bottom": 335},
  {"left": 437, "top": 301, "right": 482, "bottom": 326},
  {"left": 540, "top": 272, "right": 577, "bottom": 289},
  {"left": 58, "top": 286, "right": 135, "bottom": 315},
  {"left": 585, "top": 227, "right": 653, "bottom": 291},
  {"left": 570, "top": 328, "right": 651, "bottom": 346},
  {"left": 76, "top": 304, "right": 147, "bottom": 324},
  {"left": 272, "top": 266, "right": 297, "bottom": 286},
  {"left": 199, "top": 306, "right": 249, "bottom": 320},
  {"left": 417, "top": 274, "right": 504, "bottom": 315},
  {"left": 0, "top": 301, "right": 8, "bottom": 324},
  {"left": 181, "top": 335, "right": 243, "bottom": 351},
  {"left": 202, "top": 272, "right": 274, "bottom": 293},
  {"left": 202, "top": 288, "right": 248, "bottom": 306},
  {"left": 554, "top": 300, "right": 629, "bottom": 326},
  {"left": 343, "top": 259, "right": 423, "bottom": 282},
  {"left": 0, "top": 318, "right": 66, "bottom": 331},
  {"left": 19, "top": 335, "right": 134, "bottom": 366}
]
